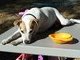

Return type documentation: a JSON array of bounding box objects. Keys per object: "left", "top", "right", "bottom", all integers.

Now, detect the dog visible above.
[{"left": 1, "top": 7, "right": 80, "bottom": 45}]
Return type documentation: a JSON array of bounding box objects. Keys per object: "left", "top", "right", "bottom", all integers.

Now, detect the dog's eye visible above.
[
  {"left": 29, "top": 30, "right": 33, "bottom": 33},
  {"left": 21, "top": 30, "right": 24, "bottom": 33}
]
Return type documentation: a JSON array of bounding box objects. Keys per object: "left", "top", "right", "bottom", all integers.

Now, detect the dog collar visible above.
[{"left": 25, "top": 14, "right": 37, "bottom": 19}]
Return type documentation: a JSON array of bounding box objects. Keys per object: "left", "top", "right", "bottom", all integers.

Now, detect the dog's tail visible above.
[{"left": 52, "top": 8, "right": 80, "bottom": 25}]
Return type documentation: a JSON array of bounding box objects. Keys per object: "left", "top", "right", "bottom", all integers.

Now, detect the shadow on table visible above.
[
  {"left": 31, "top": 22, "right": 78, "bottom": 44},
  {"left": 65, "top": 38, "right": 79, "bottom": 44},
  {"left": 31, "top": 21, "right": 63, "bottom": 43}
]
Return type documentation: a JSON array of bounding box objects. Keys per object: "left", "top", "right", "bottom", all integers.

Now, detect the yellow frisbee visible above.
[{"left": 49, "top": 32, "right": 73, "bottom": 44}]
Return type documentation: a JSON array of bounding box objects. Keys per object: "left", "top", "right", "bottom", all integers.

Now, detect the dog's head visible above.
[{"left": 14, "top": 16, "right": 38, "bottom": 43}]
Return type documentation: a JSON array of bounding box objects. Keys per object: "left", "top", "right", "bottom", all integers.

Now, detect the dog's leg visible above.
[
  {"left": 70, "top": 19, "right": 80, "bottom": 23},
  {"left": 11, "top": 37, "right": 23, "bottom": 46},
  {"left": 1, "top": 30, "right": 21, "bottom": 45},
  {"left": 53, "top": 8, "right": 73, "bottom": 25}
]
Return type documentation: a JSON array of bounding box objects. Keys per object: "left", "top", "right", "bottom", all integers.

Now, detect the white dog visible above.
[{"left": 1, "top": 7, "right": 80, "bottom": 45}]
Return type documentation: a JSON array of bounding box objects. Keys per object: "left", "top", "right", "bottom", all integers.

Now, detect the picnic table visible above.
[{"left": 0, "top": 24, "right": 80, "bottom": 58}]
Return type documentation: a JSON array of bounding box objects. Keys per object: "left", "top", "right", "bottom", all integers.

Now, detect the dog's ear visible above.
[
  {"left": 14, "top": 19, "right": 26, "bottom": 33},
  {"left": 14, "top": 19, "right": 22, "bottom": 26},
  {"left": 33, "top": 20, "right": 38, "bottom": 26},
  {"left": 31, "top": 20, "right": 39, "bottom": 29}
]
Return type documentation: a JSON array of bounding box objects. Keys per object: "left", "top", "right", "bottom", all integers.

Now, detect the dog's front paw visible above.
[
  {"left": 1, "top": 40, "right": 8, "bottom": 45},
  {"left": 11, "top": 41, "right": 18, "bottom": 46},
  {"left": 11, "top": 41, "right": 21, "bottom": 46}
]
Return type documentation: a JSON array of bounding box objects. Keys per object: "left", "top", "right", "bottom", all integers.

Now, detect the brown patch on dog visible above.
[
  {"left": 14, "top": 20, "right": 26, "bottom": 33},
  {"left": 30, "top": 21, "right": 36, "bottom": 29},
  {"left": 30, "top": 20, "right": 39, "bottom": 31}
]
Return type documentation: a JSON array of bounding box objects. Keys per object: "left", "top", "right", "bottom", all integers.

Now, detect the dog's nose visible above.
[{"left": 24, "top": 40, "right": 31, "bottom": 44}]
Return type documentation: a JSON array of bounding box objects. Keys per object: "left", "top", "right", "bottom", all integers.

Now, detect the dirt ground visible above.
[{"left": 0, "top": 0, "right": 33, "bottom": 34}]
